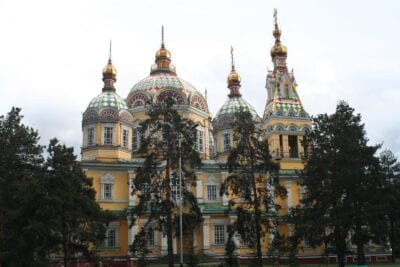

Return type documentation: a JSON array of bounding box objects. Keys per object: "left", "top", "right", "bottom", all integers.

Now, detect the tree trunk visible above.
[
  {"left": 251, "top": 154, "right": 263, "bottom": 267},
  {"left": 63, "top": 238, "right": 69, "bottom": 267},
  {"left": 165, "top": 157, "right": 174, "bottom": 267},
  {"left": 335, "top": 228, "right": 346, "bottom": 267},
  {"left": 390, "top": 218, "right": 395, "bottom": 263},
  {"left": 355, "top": 210, "right": 366, "bottom": 266}
]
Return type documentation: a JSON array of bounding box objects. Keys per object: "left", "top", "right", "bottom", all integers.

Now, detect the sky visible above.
[{"left": 0, "top": 0, "right": 399, "bottom": 157}]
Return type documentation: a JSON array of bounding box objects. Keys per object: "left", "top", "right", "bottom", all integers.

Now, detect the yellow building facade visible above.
[{"left": 81, "top": 14, "right": 326, "bottom": 264}]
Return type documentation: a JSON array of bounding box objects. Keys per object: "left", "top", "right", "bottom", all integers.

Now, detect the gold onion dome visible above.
[
  {"left": 102, "top": 58, "right": 117, "bottom": 79},
  {"left": 227, "top": 47, "right": 241, "bottom": 87},
  {"left": 155, "top": 45, "right": 171, "bottom": 61},
  {"left": 227, "top": 67, "right": 241, "bottom": 87},
  {"left": 270, "top": 9, "right": 287, "bottom": 57}
]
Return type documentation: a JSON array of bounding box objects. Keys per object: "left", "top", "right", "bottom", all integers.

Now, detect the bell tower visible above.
[{"left": 262, "top": 10, "right": 311, "bottom": 168}]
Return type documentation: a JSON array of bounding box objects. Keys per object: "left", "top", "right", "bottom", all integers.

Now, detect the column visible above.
[
  {"left": 161, "top": 230, "right": 168, "bottom": 256},
  {"left": 229, "top": 215, "right": 239, "bottom": 254},
  {"left": 128, "top": 170, "right": 136, "bottom": 206},
  {"left": 286, "top": 181, "right": 292, "bottom": 209},
  {"left": 128, "top": 219, "right": 137, "bottom": 256},
  {"left": 196, "top": 174, "right": 203, "bottom": 204},
  {"left": 203, "top": 216, "right": 210, "bottom": 254}
]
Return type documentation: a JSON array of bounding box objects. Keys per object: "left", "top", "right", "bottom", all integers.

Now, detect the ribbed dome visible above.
[
  {"left": 87, "top": 91, "right": 128, "bottom": 111},
  {"left": 215, "top": 97, "right": 258, "bottom": 119},
  {"left": 131, "top": 72, "right": 198, "bottom": 95}
]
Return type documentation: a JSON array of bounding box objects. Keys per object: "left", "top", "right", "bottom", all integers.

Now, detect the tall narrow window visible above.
[
  {"left": 145, "top": 227, "right": 155, "bottom": 247},
  {"left": 87, "top": 128, "right": 95, "bottom": 146},
  {"left": 102, "top": 222, "right": 119, "bottom": 248},
  {"left": 102, "top": 183, "right": 113, "bottom": 200},
  {"left": 195, "top": 129, "right": 204, "bottom": 152},
  {"left": 104, "top": 127, "right": 113, "bottom": 145},
  {"left": 288, "top": 135, "right": 298, "bottom": 158},
  {"left": 122, "top": 128, "right": 129, "bottom": 148},
  {"left": 132, "top": 128, "right": 139, "bottom": 151},
  {"left": 207, "top": 184, "right": 217, "bottom": 201},
  {"left": 214, "top": 225, "right": 225, "bottom": 246},
  {"left": 279, "top": 134, "right": 284, "bottom": 157},
  {"left": 285, "top": 84, "right": 289, "bottom": 97},
  {"left": 223, "top": 132, "right": 231, "bottom": 152}
]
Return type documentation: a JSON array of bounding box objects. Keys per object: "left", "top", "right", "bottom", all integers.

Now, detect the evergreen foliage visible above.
[
  {"left": 293, "top": 101, "right": 381, "bottom": 267},
  {"left": 221, "top": 110, "right": 285, "bottom": 267},
  {"left": 370, "top": 149, "right": 400, "bottom": 262},
  {"left": 129, "top": 99, "right": 203, "bottom": 267},
  {"left": 44, "top": 138, "right": 108, "bottom": 267},
  {"left": 0, "top": 108, "right": 107, "bottom": 266}
]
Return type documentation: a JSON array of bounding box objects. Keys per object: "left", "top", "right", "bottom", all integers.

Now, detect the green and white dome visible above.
[
  {"left": 215, "top": 97, "right": 258, "bottom": 119},
  {"left": 87, "top": 91, "right": 127, "bottom": 111}
]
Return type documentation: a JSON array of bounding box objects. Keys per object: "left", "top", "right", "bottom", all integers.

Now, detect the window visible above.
[
  {"left": 195, "top": 129, "right": 204, "bottom": 152},
  {"left": 102, "top": 183, "right": 113, "bottom": 200},
  {"left": 141, "top": 183, "right": 150, "bottom": 196},
  {"left": 132, "top": 128, "right": 144, "bottom": 151},
  {"left": 133, "top": 128, "right": 139, "bottom": 151},
  {"left": 223, "top": 132, "right": 231, "bottom": 152},
  {"left": 214, "top": 224, "right": 226, "bottom": 246},
  {"left": 303, "top": 237, "right": 311, "bottom": 248},
  {"left": 100, "top": 173, "right": 115, "bottom": 201},
  {"left": 122, "top": 128, "right": 129, "bottom": 148},
  {"left": 87, "top": 127, "right": 95, "bottom": 146},
  {"left": 102, "top": 222, "right": 119, "bottom": 248},
  {"left": 207, "top": 184, "right": 217, "bottom": 201},
  {"left": 145, "top": 227, "right": 155, "bottom": 247},
  {"left": 103, "top": 127, "right": 113, "bottom": 145},
  {"left": 170, "top": 176, "right": 180, "bottom": 201},
  {"left": 288, "top": 135, "right": 298, "bottom": 158}
]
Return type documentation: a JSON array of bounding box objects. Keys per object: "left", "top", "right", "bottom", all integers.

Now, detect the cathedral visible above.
[{"left": 80, "top": 11, "right": 388, "bottom": 266}]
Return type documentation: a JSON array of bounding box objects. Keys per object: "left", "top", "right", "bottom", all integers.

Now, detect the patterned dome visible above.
[
  {"left": 131, "top": 72, "right": 197, "bottom": 95},
  {"left": 127, "top": 72, "right": 209, "bottom": 113},
  {"left": 215, "top": 97, "right": 258, "bottom": 119},
  {"left": 87, "top": 91, "right": 128, "bottom": 111}
]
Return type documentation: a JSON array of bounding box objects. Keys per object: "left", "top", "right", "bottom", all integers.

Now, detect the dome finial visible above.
[
  {"left": 227, "top": 46, "right": 241, "bottom": 97},
  {"left": 108, "top": 39, "right": 112, "bottom": 63},
  {"left": 270, "top": 8, "right": 287, "bottom": 58},
  {"left": 161, "top": 25, "right": 165, "bottom": 48},
  {"left": 102, "top": 41, "right": 117, "bottom": 92},
  {"left": 231, "top": 46, "right": 235, "bottom": 71}
]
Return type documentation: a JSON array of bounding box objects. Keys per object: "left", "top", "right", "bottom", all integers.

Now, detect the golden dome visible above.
[
  {"left": 102, "top": 59, "right": 117, "bottom": 78},
  {"left": 227, "top": 67, "right": 241, "bottom": 87},
  {"left": 271, "top": 9, "right": 287, "bottom": 57},
  {"left": 270, "top": 43, "right": 288, "bottom": 57},
  {"left": 155, "top": 46, "right": 171, "bottom": 61}
]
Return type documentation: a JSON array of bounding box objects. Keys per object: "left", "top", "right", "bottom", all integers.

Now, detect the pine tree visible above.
[
  {"left": 221, "top": 110, "right": 285, "bottom": 267},
  {"left": 44, "top": 138, "right": 108, "bottom": 267},
  {"left": 294, "top": 101, "right": 380, "bottom": 267},
  {"left": 130, "top": 99, "right": 202, "bottom": 267},
  {"left": 371, "top": 149, "right": 400, "bottom": 262},
  {"left": 0, "top": 107, "right": 47, "bottom": 266}
]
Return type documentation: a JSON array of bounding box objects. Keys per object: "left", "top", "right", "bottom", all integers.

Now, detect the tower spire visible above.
[
  {"left": 102, "top": 41, "right": 117, "bottom": 91},
  {"left": 161, "top": 25, "right": 165, "bottom": 48},
  {"left": 108, "top": 39, "right": 112, "bottom": 63},
  {"left": 227, "top": 46, "right": 241, "bottom": 97},
  {"left": 270, "top": 9, "right": 287, "bottom": 71},
  {"left": 231, "top": 46, "right": 235, "bottom": 71}
]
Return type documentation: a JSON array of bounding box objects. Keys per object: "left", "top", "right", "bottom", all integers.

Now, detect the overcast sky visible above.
[{"left": 1, "top": 0, "right": 399, "bottom": 157}]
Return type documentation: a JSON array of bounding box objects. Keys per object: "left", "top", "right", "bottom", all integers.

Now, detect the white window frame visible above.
[
  {"left": 213, "top": 224, "right": 226, "bottom": 246},
  {"left": 103, "top": 222, "right": 120, "bottom": 248},
  {"left": 222, "top": 131, "right": 231, "bottom": 152},
  {"left": 207, "top": 184, "right": 217, "bottom": 201},
  {"left": 101, "top": 173, "right": 115, "bottom": 201},
  {"left": 121, "top": 126, "right": 130, "bottom": 148},
  {"left": 103, "top": 125, "right": 114, "bottom": 145},
  {"left": 145, "top": 226, "right": 156, "bottom": 247},
  {"left": 205, "top": 176, "right": 219, "bottom": 203},
  {"left": 87, "top": 126, "right": 95, "bottom": 146},
  {"left": 195, "top": 128, "right": 204, "bottom": 153}
]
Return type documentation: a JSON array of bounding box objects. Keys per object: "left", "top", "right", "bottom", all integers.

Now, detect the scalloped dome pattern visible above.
[
  {"left": 87, "top": 91, "right": 128, "bottom": 110},
  {"left": 215, "top": 97, "right": 258, "bottom": 119}
]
